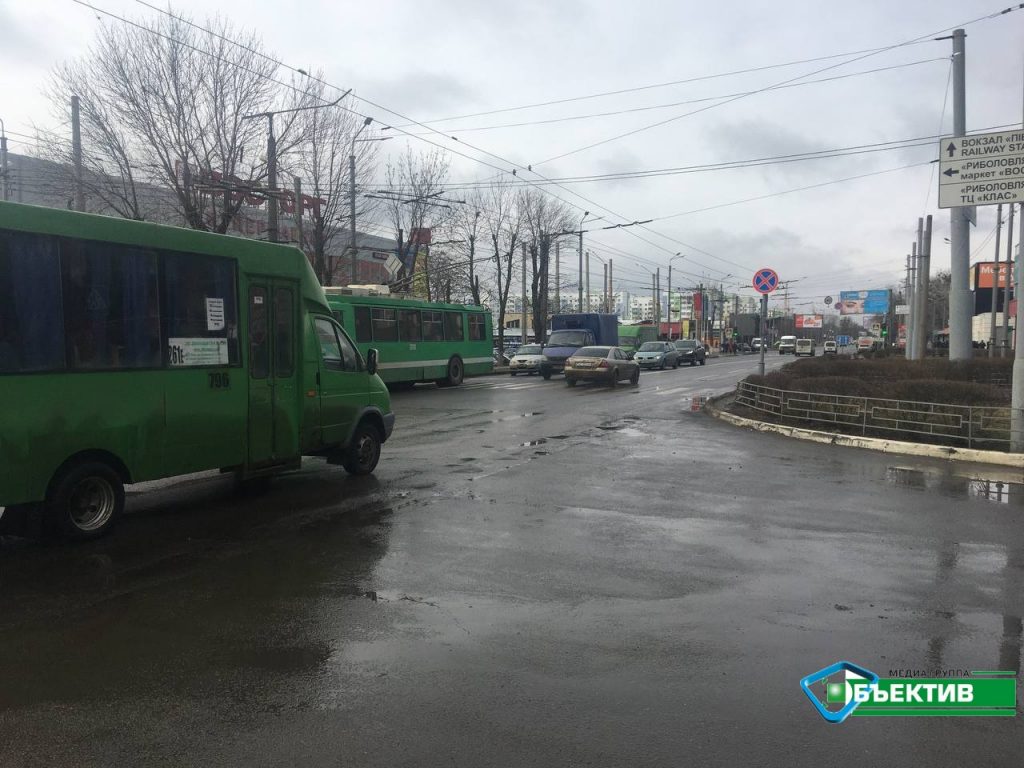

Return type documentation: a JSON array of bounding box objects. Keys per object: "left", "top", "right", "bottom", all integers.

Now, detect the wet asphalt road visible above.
[{"left": 2, "top": 353, "right": 1023, "bottom": 767}]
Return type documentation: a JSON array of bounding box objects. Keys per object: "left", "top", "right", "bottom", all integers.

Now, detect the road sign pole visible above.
[
  {"left": 759, "top": 293, "right": 767, "bottom": 377},
  {"left": 1012, "top": 58, "right": 1024, "bottom": 452}
]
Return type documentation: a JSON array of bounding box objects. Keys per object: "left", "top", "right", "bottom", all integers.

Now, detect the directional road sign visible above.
[
  {"left": 753, "top": 267, "right": 779, "bottom": 294},
  {"left": 938, "top": 129, "right": 1024, "bottom": 209}
]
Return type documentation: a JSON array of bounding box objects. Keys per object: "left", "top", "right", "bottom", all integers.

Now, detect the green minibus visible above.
[
  {"left": 325, "top": 290, "right": 493, "bottom": 387},
  {"left": 0, "top": 201, "right": 394, "bottom": 539}
]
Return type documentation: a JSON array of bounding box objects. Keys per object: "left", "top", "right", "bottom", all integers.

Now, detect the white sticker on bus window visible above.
[
  {"left": 253, "top": 295, "right": 264, "bottom": 305},
  {"left": 168, "top": 338, "right": 229, "bottom": 367},
  {"left": 206, "top": 297, "right": 225, "bottom": 331}
]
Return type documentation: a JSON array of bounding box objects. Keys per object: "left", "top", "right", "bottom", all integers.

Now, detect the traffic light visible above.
[
  {"left": 732, "top": 329, "right": 739, "bottom": 339},
  {"left": 880, "top": 324, "right": 888, "bottom": 338}
]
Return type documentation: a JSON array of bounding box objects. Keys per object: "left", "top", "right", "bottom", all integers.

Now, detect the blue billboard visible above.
[{"left": 838, "top": 290, "right": 890, "bottom": 316}]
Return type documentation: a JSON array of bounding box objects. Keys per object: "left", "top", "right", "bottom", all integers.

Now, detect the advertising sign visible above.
[
  {"left": 838, "top": 290, "right": 890, "bottom": 316},
  {"left": 795, "top": 314, "right": 823, "bottom": 329},
  {"left": 971, "top": 261, "right": 1014, "bottom": 290}
]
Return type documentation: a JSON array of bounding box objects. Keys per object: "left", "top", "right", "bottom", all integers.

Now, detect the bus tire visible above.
[
  {"left": 542, "top": 369, "right": 552, "bottom": 380},
  {"left": 46, "top": 461, "right": 124, "bottom": 540},
  {"left": 437, "top": 356, "right": 464, "bottom": 387},
  {"left": 343, "top": 421, "right": 382, "bottom": 476}
]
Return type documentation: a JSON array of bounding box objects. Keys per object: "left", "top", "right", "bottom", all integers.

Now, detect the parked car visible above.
[
  {"left": 493, "top": 349, "right": 510, "bottom": 366},
  {"left": 673, "top": 339, "right": 706, "bottom": 366},
  {"left": 564, "top": 346, "right": 639, "bottom": 387},
  {"left": 751, "top": 338, "right": 764, "bottom": 352},
  {"left": 509, "top": 344, "right": 544, "bottom": 375},
  {"left": 739, "top": 342, "right": 752, "bottom": 353},
  {"left": 778, "top": 335, "right": 797, "bottom": 354},
  {"left": 823, "top": 340, "right": 838, "bottom": 356},
  {"left": 634, "top": 341, "right": 680, "bottom": 369},
  {"left": 794, "top": 339, "right": 816, "bottom": 357}
]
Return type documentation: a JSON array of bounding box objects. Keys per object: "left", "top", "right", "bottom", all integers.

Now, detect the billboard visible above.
[
  {"left": 795, "top": 314, "right": 822, "bottom": 329},
  {"left": 838, "top": 290, "right": 890, "bottom": 316},
  {"left": 971, "top": 261, "right": 1014, "bottom": 290}
]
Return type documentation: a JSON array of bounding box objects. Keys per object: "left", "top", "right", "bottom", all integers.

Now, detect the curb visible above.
[{"left": 705, "top": 393, "right": 1024, "bottom": 469}]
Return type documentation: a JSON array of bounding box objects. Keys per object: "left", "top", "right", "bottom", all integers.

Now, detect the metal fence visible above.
[{"left": 734, "top": 381, "right": 1010, "bottom": 451}]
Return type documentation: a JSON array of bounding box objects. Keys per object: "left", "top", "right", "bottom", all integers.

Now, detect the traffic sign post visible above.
[
  {"left": 753, "top": 267, "right": 779, "bottom": 376},
  {"left": 938, "top": 129, "right": 1024, "bottom": 209}
]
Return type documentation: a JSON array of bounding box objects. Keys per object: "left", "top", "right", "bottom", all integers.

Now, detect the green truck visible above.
[{"left": 616, "top": 324, "right": 659, "bottom": 358}]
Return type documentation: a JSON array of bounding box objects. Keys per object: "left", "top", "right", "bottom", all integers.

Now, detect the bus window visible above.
[
  {"left": 444, "top": 312, "right": 464, "bottom": 341},
  {"left": 162, "top": 251, "right": 239, "bottom": 366},
  {"left": 423, "top": 310, "right": 443, "bottom": 341},
  {"left": 468, "top": 314, "right": 486, "bottom": 341},
  {"left": 371, "top": 308, "right": 398, "bottom": 342},
  {"left": 274, "top": 286, "right": 294, "bottom": 378},
  {"left": 354, "top": 306, "right": 372, "bottom": 342},
  {"left": 0, "top": 230, "right": 65, "bottom": 373},
  {"left": 60, "top": 238, "right": 160, "bottom": 370},
  {"left": 399, "top": 309, "right": 422, "bottom": 342}
]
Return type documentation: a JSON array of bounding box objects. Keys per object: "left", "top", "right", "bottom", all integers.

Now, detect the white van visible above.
[
  {"left": 794, "top": 339, "right": 816, "bottom": 357},
  {"left": 778, "top": 335, "right": 797, "bottom": 354}
]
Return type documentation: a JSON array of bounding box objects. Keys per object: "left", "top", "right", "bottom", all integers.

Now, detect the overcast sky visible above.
[{"left": 2, "top": 0, "right": 1023, "bottom": 311}]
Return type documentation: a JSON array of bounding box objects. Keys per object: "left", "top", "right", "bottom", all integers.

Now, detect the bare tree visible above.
[
  {"left": 45, "top": 12, "right": 309, "bottom": 231},
  {"left": 486, "top": 181, "right": 525, "bottom": 354},
  {"left": 520, "top": 188, "right": 575, "bottom": 341},
  {"left": 446, "top": 188, "right": 487, "bottom": 305},
  {"left": 289, "top": 81, "right": 380, "bottom": 284},
  {"left": 382, "top": 146, "right": 451, "bottom": 296}
]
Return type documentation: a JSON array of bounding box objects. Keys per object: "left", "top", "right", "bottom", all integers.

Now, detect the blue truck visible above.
[{"left": 540, "top": 313, "right": 619, "bottom": 379}]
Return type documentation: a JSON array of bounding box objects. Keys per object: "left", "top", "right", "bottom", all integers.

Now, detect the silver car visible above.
[
  {"left": 509, "top": 344, "right": 544, "bottom": 375},
  {"left": 633, "top": 341, "right": 680, "bottom": 370}
]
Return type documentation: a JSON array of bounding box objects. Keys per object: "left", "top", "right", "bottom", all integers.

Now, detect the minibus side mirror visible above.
[{"left": 366, "top": 348, "right": 379, "bottom": 376}]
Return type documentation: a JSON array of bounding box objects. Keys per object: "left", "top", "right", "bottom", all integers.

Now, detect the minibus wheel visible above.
[
  {"left": 47, "top": 461, "right": 124, "bottom": 540},
  {"left": 343, "top": 422, "right": 382, "bottom": 475}
]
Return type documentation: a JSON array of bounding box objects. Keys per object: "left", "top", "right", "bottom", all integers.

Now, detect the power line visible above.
[
  {"left": 389, "top": 43, "right": 939, "bottom": 128},
  {"left": 532, "top": 4, "right": 1024, "bottom": 167},
  {"left": 397, "top": 59, "right": 947, "bottom": 135}
]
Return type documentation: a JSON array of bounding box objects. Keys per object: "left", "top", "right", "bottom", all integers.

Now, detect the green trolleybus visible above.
[
  {"left": 0, "top": 201, "right": 394, "bottom": 540},
  {"left": 325, "top": 289, "right": 493, "bottom": 387}
]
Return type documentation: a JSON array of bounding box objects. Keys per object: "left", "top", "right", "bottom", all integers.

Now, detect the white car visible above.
[
  {"left": 509, "top": 344, "right": 544, "bottom": 375},
  {"left": 823, "top": 340, "right": 838, "bottom": 355}
]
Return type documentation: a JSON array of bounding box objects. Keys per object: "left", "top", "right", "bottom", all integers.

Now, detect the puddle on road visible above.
[
  {"left": 520, "top": 439, "right": 548, "bottom": 447},
  {"left": 886, "top": 466, "right": 1024, "bottom": 505},
  {"left": 490, "top": 411, "right": 544, "bottom": 423}
]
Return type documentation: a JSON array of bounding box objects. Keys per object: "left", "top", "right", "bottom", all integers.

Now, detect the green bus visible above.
[
  {"left": 325, "top": 290, "right": 493, "bottom": 387},
  {"left": 0, "top": 201, "right": 394, "bottom": 540}
]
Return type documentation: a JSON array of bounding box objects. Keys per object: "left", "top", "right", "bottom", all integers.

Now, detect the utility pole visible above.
[
  {"left": 585, "top": 250, "right": 591, "bottom": 312},
  {"left": 1002, "top": 204, "right": 1015, "bottom": 356},
  {"left": 293, "top": 176, "right": 303, "bottom": 251},
  {"left": 656, "top": 268, "right": 661, "bottom": 328},
  {"left": 914, "top": 217, "right": 932, "bottom": 361},
  {"left": 603, "top": 262, "right": 608, "bottom": 313},
  {"left": 554, "top": 239, "right": 560, "bottom": 313},
  {"left": 651, "top": 274, "right": 657, "bottom": 326},
  {"left": 948, "top": 28, "right": 973, "bottom": 361},
  {"left": 522, "top": 241, "right": 528, "bottom": 343},
  {"left": 609, "top": 259, "right": 614, "bottom": 315},
  {"left": 267, "top": 116, "right": 279, "bottom": 242},
  {"left": 71, "top": 95, "right": 85, "bottom": 212},
  {"left": 910, "top": 222, "right": 922, "bottom": 359},
  {"left": 990, "top": 204, "right": 1004, "bottom": 357},
  {"left": 577, "top": 214, "right": 588, "bottom": 311},
  {"left": 0, "top": 118, "right": 8, "bottom": 202},
  {"left": 909, "top": 252, "right": 917, "bottom": 360},
  {"left": 1014, "top": 198, "right": 1024, "bottom": 449}
]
